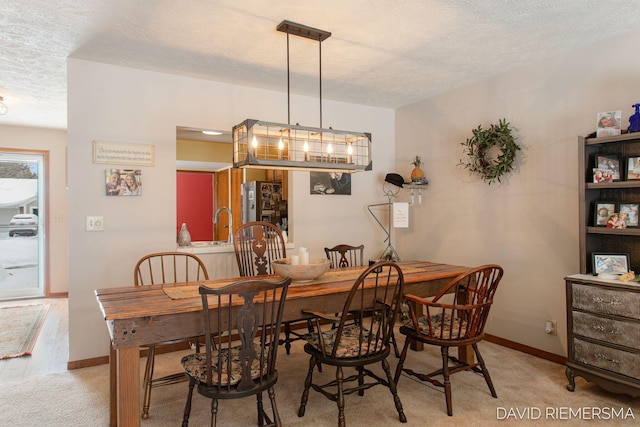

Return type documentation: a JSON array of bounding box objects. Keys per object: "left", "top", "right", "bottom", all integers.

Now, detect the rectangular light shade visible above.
[{"left": 233, "top": 119, "right": 372, "bottom": 172}]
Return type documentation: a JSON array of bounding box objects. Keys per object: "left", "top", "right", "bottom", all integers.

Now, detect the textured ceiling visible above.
[{"left": 1, "top": 0, "right": 640, "bottom": 130}]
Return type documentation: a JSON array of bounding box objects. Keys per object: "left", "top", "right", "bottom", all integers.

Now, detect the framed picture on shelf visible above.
[
  {"left": 593, "top": 168, "right": 614, "bottom": 183},
  {"left": 592, "top": 253, "right": 630, "bottom": 275},
  {"left": 594, "top": 202, "right": 616, "bottom": 226},
  {"left": 596, "top": 110, "right": 622, "bottom": 137},
  {"left": 619, "top": 203, "right": 640, "bottom": 227},
  {"left": 627, "top": 156, "right": 640, "bottom": 180},
  {"left": 595, "top": 154, "right": 621, "bottom": 180}
]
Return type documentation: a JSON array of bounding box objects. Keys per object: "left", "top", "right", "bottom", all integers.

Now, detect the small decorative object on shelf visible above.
[
  {"left": 628, "top": 103, "right": 640, "bottom": 133},
  {"left": 619, "top": 271, "right": 635, "bottom": 282},
  {"left": 177, "top": 223, "right": 191, "bottom": 247},
  {"left": 458, "top": 118, "right": 520, "bottom": 185},
  {"left": 410, "top": 155, "right": 427, "bottom": 184}
]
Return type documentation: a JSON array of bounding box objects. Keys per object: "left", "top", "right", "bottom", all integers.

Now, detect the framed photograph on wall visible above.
[
  {"left": 310, "top": 172, "right": 352, "bottom": 195},
  {"left": 594, "top": 202, "right": 616, "bottom": 226},
  {"left": 595, "top": 154, "right": 621, "bottom": 180},
  {"left": 592, "top": 253, "right": 630, "bottom": 275},
  {"left": 105, "top": 169, "right": 142, "bottom": 196},
  {"left": 627, "top": 156, "right": 640, "bottom": 180},
  {"left": 619, "top": 203, "right": 640, "bottom": 227}
]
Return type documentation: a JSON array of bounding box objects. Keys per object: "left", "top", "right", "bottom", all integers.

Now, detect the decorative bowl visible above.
[{"left": 272, "top": 258, "right": 330, "bottom": 282}]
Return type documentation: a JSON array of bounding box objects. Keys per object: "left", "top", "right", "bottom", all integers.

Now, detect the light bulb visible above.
[
  {"left": 278, "top": 137, "right": 284, "bottom": 159},
  {"left": 251, "top": 136, "right": 258, "bottom": 156}
]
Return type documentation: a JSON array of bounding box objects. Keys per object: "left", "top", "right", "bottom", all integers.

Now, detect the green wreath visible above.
[{"left": 458, "top": 118, "right": 520, "bottom": 184}]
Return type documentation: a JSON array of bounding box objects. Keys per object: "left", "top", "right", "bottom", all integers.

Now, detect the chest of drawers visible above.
[{"left": 565, "top": 275, "right": 640, "bottom": 398}]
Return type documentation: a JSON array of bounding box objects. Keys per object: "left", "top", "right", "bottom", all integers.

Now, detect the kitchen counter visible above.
[{"left": 176, "top": 242, "right": 296, "bottom": 279}]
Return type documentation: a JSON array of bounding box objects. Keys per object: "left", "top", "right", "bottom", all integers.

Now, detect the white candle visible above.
[
  {"left": 300, "top": 251, "right": 309, "bottom": 265},
  {"left": 291, "top": 255, "right": 300, "bottom": 265}
]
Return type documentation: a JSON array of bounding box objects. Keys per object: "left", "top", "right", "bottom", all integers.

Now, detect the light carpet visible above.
[
  {"left": 0, "top": 304, "right": 49, "bottom": 359},
  {"left": 0, "top": 339, "right": 638, "bottom": 426}
]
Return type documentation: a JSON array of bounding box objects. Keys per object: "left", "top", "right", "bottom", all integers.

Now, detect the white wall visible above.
[
  {"left": 0, "top": 124, "right": 68, "bottom": 295},
  {"left": 395, "top": 29, "right": 640, "bottom": 356},
  {"left": 67, "top": 59, "right": 395, "bottom": 361}
]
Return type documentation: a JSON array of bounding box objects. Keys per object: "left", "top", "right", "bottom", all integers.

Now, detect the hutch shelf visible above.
[{"left": 568, "top": 132, "right": 640, "bottom": 397}]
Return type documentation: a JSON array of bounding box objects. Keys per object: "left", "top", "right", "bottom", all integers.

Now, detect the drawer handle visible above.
[
  {"left": 591, "top": 324, "right": 621, "bottom": 334},
  {"left": 595, "top": 353, "right": 621, "bottom": 364},
  {"left": 591, "top": 296, "right": 622, "bottom": 306}
]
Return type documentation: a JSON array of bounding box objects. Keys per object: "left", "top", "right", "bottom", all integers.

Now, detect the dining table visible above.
[{"left": 95, "top": 260, "right": 471, "bottom": 427}]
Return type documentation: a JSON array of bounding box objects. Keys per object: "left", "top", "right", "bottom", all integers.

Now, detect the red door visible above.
[{"left": 176, "top": 172, "right": 213, "bottom": 241}]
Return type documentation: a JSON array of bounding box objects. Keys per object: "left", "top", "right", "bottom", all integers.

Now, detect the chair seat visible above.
[
  {"left": 305, "top": 324, "right": 386, "bottom": 358},
  {"left": 181, "top": 344, "right": 266, "bottom": 385},
  {"left": 403, "top": 313, "right": 468, "bottom": 340}
]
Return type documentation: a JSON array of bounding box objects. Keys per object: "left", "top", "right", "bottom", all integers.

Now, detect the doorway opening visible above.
[{"left": 0, "top": 152, "right": 45, "bottom": 300}]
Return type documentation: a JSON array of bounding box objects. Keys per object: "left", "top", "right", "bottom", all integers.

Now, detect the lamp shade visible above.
[{"left": 233, "top": 119, "right": 372, "bottom": 173}]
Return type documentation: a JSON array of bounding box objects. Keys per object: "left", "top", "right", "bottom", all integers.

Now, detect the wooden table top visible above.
[{"left": 96, "top": 261, "right": 469, "bottom": 322}]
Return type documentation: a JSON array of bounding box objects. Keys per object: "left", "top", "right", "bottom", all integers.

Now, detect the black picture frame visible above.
[
  {"left": 592, "top": 252, "right": 630, "bottom": 275},
  {"left": 595, "top": 154, "right": 621, "bottom": 181},
  {"left": 627, "top": 156, "right": 640, "bottom": 180},
  {"left": 619, "top": 203, "right": 640, "bottom": 227},
  {"left": 594, "top": 202, "right": 616, "bottom": 226}
]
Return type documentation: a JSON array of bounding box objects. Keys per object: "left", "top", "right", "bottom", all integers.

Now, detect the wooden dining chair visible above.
[
  {"left": 181, "top": 276, "right": 291, "bottom": 427},
  {"left": 233, "top": 221, "right": 308, "bottom": 354},
  {"left": 393, "top": 264, "right": 504, "bottom": 416},
  {"left": 324, "top": 244, "right": 364, "bottom": 268},
  {"left": 324, "top": 243, "right": 401, "bottom": 358},
  {"left": 297, "top": 261, "right": 407, "bottom": 427},
  {"left": 134, "top": 251, "right": 209, "bottom": 420}
]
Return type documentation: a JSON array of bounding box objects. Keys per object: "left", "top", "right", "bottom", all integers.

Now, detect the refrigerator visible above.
[{"left": 241, "top": 181, "right": 287, "bottom": 228}]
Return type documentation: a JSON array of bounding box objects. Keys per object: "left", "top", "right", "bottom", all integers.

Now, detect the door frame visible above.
[{"left": 0, "top": 148, "right": 49, "bottom": 299}]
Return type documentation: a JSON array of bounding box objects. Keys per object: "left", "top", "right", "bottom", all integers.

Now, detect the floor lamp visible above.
[{"left": 367, "top": 173, "right": 405, "bottom": 261}]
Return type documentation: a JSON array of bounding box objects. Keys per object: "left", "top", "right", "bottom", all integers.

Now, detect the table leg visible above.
[
  {"left": 457, "top": 345, "right": 473, "bottom": 364},
  {"left": 406, "top": 300, "right": 424, "bottom": 351},
  {"left": 116, "top": 346, "right": 140, "bottom": 427},
  {"left": 109, "top": 344, "right": 117, "bottom": 427}
]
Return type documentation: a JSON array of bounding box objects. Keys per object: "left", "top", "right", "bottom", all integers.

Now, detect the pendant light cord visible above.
[
  {"left": 285, "top": 26, "right": 324, "bottom": 129},
  {"left": 287, "top": 31, "right": 291, "bottom": 126}
]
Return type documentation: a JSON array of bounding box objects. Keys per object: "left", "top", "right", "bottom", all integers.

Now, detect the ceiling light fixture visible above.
[
  {"left": 0, "top": 97, "right": 7, "bottom": 115},
  {"left": 232, "top": 20, "right": 372, "bottom": 173},
  {"left": 202, "top": 130, "right": 223, "bottom": 136}
]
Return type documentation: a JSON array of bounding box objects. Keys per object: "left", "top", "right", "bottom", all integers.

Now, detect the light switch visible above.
[{"left": 86, "top": 216, "right": 104, "bottom": 231}]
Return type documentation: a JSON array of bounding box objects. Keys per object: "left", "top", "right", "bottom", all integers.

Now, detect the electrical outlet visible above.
[
  {"left": 86, "top": 216, "right": 104, "bottom": 231},
  {"left": 545, "top": 320, "right": 557, "bottom": 336}
]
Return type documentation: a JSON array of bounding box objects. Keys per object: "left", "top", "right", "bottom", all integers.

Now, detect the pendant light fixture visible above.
[{"left": 232, "top": 20, "right": 372, "bottom": 173}]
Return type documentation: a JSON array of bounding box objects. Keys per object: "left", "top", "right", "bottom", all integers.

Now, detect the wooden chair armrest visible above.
[{"left": 403, "top": 293, "right": 433, "bottom": 305}]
